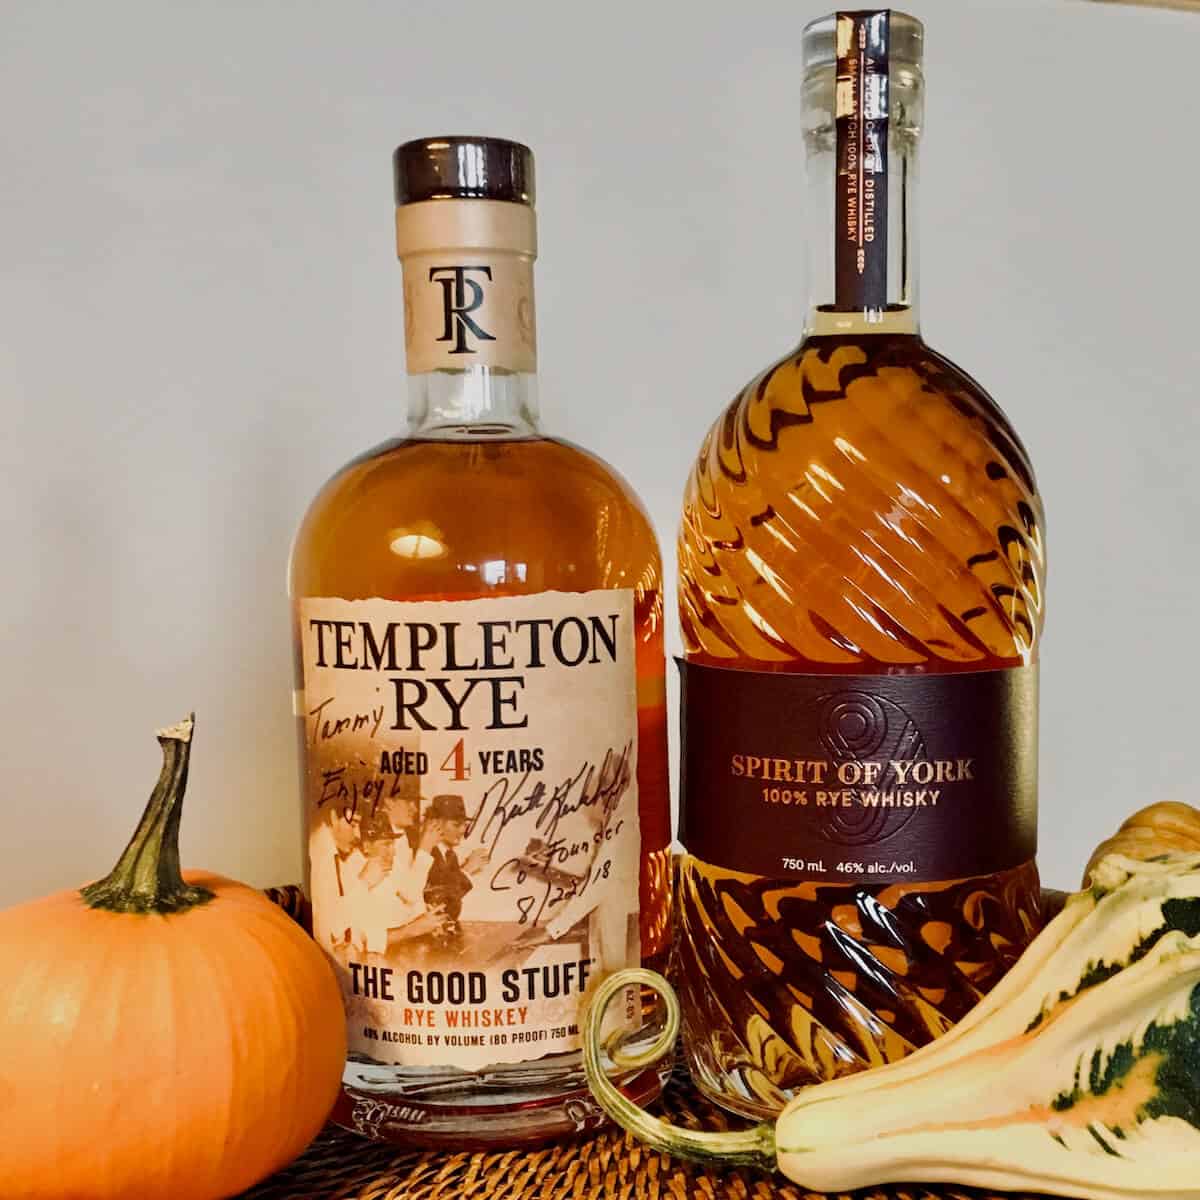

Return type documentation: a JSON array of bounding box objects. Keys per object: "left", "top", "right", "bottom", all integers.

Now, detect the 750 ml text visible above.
[{"left": 780, "top": 857, "right": 918, "bottom": 876}]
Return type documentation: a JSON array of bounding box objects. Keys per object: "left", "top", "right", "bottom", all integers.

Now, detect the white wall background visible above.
[{"left": 2, "top": 0, "right": 1197, "bottom": 907}]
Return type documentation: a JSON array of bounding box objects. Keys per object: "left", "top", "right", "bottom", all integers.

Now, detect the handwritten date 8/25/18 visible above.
[{"left": 512, "top": 855, "right": 615, "bottom": 927}]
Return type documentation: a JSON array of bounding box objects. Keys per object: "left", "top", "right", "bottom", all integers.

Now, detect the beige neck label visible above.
[
  {"left": 299, "top": 589, "right": 640, "bottom": 1069},
  {"left": 402, "top": 250, "right": 536, "bottom": 374}
]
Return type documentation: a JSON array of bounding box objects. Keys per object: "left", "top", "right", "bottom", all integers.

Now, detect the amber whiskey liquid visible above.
[
  {"left": 676, "top": 13, "right": 1045, "bottom": 1120},
  {"left": 291, "top": 138, "right": 670, "bottom": 1147}
]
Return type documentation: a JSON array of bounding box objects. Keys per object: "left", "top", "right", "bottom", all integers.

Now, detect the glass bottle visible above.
[
  {"left": 676, "top": 11, "right": 1046, "bottom": 1120},
  {"left": 290, "top": 137, "right": 671, "bottom": 1147}
]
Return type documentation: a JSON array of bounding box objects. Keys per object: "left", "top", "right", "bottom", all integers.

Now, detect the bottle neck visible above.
[
  {"left": 406, "top": 366, "right": 540, "bottom": 439},
  {"left": 396, "top": 199, "right": 541, "bottom": 439},
  {"left": 801, "top": 26, "right": 924, "bottom": 338}
]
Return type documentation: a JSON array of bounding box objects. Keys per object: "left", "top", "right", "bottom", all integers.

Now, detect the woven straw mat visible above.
[{"left": 244, "top": 885, "right": 1057, "bottom": 1200}]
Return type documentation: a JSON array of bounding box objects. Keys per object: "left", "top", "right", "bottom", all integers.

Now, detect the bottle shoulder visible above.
[
  {"left": 680, "top": 333, "right": 1045, "bottom": 670},
  {"left": 725, "top": 333, "right": 1037, "bottom": 495},
  {"left": 302, "top": 435, "right": 655, "bottom": 535},
  {"left": 903, "top": 338, "right": 1039, "bottom": 495},
  {"left": 291, "top": 434, "right": 661, "bottom": 600}
]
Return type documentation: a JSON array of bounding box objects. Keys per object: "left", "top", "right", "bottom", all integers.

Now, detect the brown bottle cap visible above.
[{"left": 393, "top": 136, "right": 535, "bottom": 207}]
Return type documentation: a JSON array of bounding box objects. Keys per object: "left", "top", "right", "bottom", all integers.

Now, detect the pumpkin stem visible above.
[
  {"left": 81, "top": 715, "right": 214, "bottom": 915},
  {"left": 581, "top": 968, "right": 777, "bottom": 1170}
]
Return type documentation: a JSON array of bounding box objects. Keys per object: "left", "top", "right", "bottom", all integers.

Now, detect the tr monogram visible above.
[{"left": 429, "top": 265, "right": 496, "bottom": 354}]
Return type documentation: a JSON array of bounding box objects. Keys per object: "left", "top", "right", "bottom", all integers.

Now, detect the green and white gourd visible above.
[{"left": 581, "top": 853, "right": 1200, "bottom": 1199}]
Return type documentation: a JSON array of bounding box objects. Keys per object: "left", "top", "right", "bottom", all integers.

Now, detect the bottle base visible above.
[
  {"left": 332, "top": 1056, "right": 670, "bottom": 1149},
  {"left": 674, "top": 858, "right": 1044, "bottom": 1119},
  {"left": 684, "top": 1059, "right": 788, "bottom": 1124}
]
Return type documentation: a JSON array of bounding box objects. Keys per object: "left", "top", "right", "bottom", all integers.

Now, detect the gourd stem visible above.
[
  {"left": 81, "top": 715, "right": 214, "bottom": 915},
  {"left": 581, "top": 968, "right": 777, "bottom": 1170}
]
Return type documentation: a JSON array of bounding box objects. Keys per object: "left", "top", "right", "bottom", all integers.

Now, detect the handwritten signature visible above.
[
  {"left": 471, "top": 743, "right": 632, "bottom": 856},
  {"left": 471, "top": 744, "right": 633, "bottom": 929},
  {"left": 308, "top": 696, "right": 386, "bottom": 744},
  {"left": 318, "top": 763, "right": 405, "bottom": 818}
]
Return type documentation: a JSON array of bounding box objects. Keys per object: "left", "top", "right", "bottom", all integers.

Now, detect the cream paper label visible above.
[
  {"left": 300, "top": 590, "right": 640, "bottom": 1067},
  {"left": 401, "top": 250, "right": 536, "bottom": 375}
]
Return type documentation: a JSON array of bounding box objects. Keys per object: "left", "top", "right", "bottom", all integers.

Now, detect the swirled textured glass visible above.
[{"left": 677, "top": 332, "right": 1045, "bottom": 1119}]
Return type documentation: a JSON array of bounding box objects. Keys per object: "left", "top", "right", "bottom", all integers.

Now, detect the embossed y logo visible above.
[
  {"left": 429, "top": 265, "right": 496, "bottom": 354},
  {"left": 815, "top": 691, "right": 927, "bottom": 847}
]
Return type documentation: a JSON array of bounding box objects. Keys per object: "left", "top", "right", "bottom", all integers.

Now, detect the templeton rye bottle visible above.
[
  {"left": 290, "top": 137, "right": 671, "bottom": 1147},
  {"left": 677, "top": 12, "right": 1045, "bottom": 1119}
]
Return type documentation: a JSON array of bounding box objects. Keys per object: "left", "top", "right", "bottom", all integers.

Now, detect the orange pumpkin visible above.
[{"left": 0, "top": 717, "right": 347, "bottom": 1200}]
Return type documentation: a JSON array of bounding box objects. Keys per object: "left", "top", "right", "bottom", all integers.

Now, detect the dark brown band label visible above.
[
  {"left": 834, "top": 10, "right": 890, "bottom": 312},
  {"left": 678, "top": 662, "right": 1038, "bottom": 883}
]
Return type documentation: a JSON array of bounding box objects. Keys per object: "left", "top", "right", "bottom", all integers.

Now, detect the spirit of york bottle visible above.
[{"left": 677, "top": 12, "right": 1046, "bottom": 1119}]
